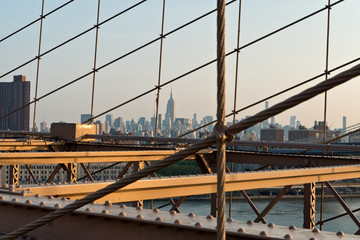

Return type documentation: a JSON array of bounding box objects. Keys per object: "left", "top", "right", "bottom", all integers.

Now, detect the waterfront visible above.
[{"left": 145, "top": 197, "right": 360, "bottom": 234}]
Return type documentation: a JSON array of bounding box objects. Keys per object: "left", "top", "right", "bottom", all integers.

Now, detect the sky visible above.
[{"left": 0, "top": 0, "right": 360, "bottom": 130}]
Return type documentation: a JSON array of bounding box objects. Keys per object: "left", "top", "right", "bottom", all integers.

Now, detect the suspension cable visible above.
[
  {"left": 229, "top": 0, "right": 242, "bottom": 219},
  {"left": 178, "top": 56, "right": 360, "bottom": 138},
  {"left": 320, "top": 0, "right": 332, "bottom": 230},
  {"left": 2, "top": 63, "right": 360, "bottom": 240},
  {"left": 0, "top": 0, "right": 344, "bottom": 124},
  {"left": 154, "top": 0, "right": 166, "bottom": 137},
  {"left": 90, "top": 0, "right": 101, "bottom": 123},
  {"left": 0, "top": 0, "right": 74, "bottom": 43},
  {"left": 0, "top": 0, "right": 148, "bottom": 80},
  {"left": 32, "top": 0, "right": 45, "bottom": 132}
]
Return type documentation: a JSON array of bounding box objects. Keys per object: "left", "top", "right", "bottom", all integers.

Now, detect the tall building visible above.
[
  {"left": 0, "top": 75, "right": 30, "bottom": 131},
  {"left": 165, "top": 90, "right": 175, "bottom": 128},
  {"left": 80, "top": 114, "right": 91, "bottom": 123},
  {"left": 260, "top": 126, "right": 284, "bottom": 142},
  {"left": 290, "top": 116, "right": 296, "bottom": 128},
  {"left": 343, "top": 116, "right": 347, "bottom": 129}
]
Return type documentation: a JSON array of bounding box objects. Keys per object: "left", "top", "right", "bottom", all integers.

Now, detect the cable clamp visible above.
[
  {"left": 35, "top": 56, "right": 41, "bottom": 60},
  {"left": 234, "top": 48, "right": 240, "bottom": 53},
  {"left": 40, "top": 15, "right": 46, "bottom": 19},
  {"left": 324, "top": 70, "right": 330, "bottom": 75},
  {"left": 159, "top": 34, "right": 166, "bottom": 39},
  {"left": 232, "top": 110, "right": 238, "bottom": 115},
  {"left": 92, "top": 68, "right": 99, "bottom": 72},
  {"left": 154, "top": 85, "right": 161, "bottom": 90},
  {"left": 94, "top": 24, "right": 100, "bottom": 29},
  {"left": 325, "top": 5, "right": 332, "bottom": 10},
  {"left": 213, "top": 123, "right": 234, "bottom": 143}
]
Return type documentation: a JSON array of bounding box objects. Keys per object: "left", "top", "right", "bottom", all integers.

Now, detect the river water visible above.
[{"left": 144, "top": 197, "right": 360, "bottom": 234}]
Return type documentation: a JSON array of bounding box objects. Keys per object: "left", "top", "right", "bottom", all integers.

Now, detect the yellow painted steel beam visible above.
[
  {"left": 0, "top": 150, "right": 211, "bottom": 165},
  {"left": 0, "top": 141, "right": 61, "bottom": 151},
  {"left": 18, "top": 164, "right": 360, "bottom": 203}
]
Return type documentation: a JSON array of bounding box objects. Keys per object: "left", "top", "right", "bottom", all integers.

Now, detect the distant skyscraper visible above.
[
  {"left": 0, "top": 75, "right": 30, "bottom": 131},
  {"left": 343, "top": 116, "right": 347, "bottom": 129},
  {"left": 165, "top": 90, "right": 176, "bottom": 128},
  {"left": 81, "top": 114, "right": 91, "bottom": 123},
  {"left": 290, "top": 116, "right": 296, "bottom": 128},
  {"left": 105, "top": 114, "right": 113, "bottom": 128}
]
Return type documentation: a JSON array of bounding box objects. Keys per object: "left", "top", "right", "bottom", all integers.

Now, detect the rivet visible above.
[
  {"left": 188, "top": 213, "right": 196, "bottom": 218},
  {"left": 40, "top": 202, "right": 46, "bottom": 206},
  {"left": 101, "top": 210, "right": 109, "bottom": 214},
  {"left": 289, "top": 225, "right": 297, "bottom": 230},
  {"left": 104, "top": 200, "right": 112, "bottom": 206},
  {"left": 45, "top": 183, "right": 49, "bottom": 185},
  {"left": 57, "top": 182, "right": 61, "bottom": 185},
  {"left": 195, "top": 222, "right": 202, "bottom": 227},
  {"left": 136, "top": 206, "right": 143, "bottom": 210},
  {"left": 170, "top": 210, "right": 177, "bottom": 215},
  {"left": 268, "top": 223, "right": 275, "bottom": 228},
  {"left": 260, "top": 231, "right": 268, "bottom": 236},
  {"left": 25, "top": 200, "right": 32, "bottom": 204},
  {"left": 51, "top": 182, "right": 56, "bottom": 185},
  {"left": 312, "top": 228, "right": 320, "bottom": 233},
  {"left": 12, "top": 198, "right": 18, "bottom": 202},
  {"left": 85, "top": 208, "right": 92, "bottom": 212},
  {"left": 63, "top": 182, "right": 67, "bottom": 184},
  {"left": 284, "top": 234, "right": 293, "bottom": 239},
  {"left": 153, "top": 208, "right": 160, "bottom": 213},
  {"left": 0, "top": 196, "right": 4, "bottom": 200},
  {"left": 120, "top": 204, "right": 126, "bottom": 209},
  {"left": 155, "top": 217, "right": 163, "bottom": 222},
  {"left": 47, "top": 196, "right": 54, "bottom": 200},
  {"left": 21, "top": 191, "right": 26, "bottom": 196},
  {"left": 137, "top": 214, "right": 144, "bottom": 219},
  {"left": 54, "top": 203, "right": 61, "bottom": 208},
  {"left": 336, "top": 231, "right": 344, "bottom": 236},
  {"left": 309, "top": 238, "right": 316, "bottom": 240},
  {"left": 226, "top": 217, "right": 233, "bottom": 222},
  {"left": 174, "top": 219, "right": 182, "bottom": 224},
  {"left": 35, "top": 194, "right": 40, "bottom": 198},
  {"left": 10, "top": 188, "right": 15, "bottom": 192},
  {"left": 236, "top": 227, "right": 245, "bottom": 233},
  {"left": 207, "top": 215, "right": 214, "bottom": 220},
  {"left": 39, "top": 183, "right": 43, "bottom": 186},
  {"left": 15, "top": 185, "right": 21, "bottom": 188},
  {"left": 119, "top": 212, "right": 126, "bottom": 217},
  {"left": 247, "top": 220, "right": 254, "bottom": 225},
  {"left": 61, "top": 197, "right": 67, "bottom": 201},
  {"left": 3, "top": 184, "right": 8, "bottom": 188}
]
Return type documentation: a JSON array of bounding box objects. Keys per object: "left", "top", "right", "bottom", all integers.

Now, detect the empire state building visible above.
[{"left": 165, "top": 90, "right": 175, "bottom": 128}]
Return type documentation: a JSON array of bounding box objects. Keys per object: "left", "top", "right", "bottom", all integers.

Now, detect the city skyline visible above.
[{"left": 1, "top": 1, "right": 360, "bottom": 130}]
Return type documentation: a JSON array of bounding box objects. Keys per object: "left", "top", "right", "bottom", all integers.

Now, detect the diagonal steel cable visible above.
[
  {"left": 2, "top": 63, "right": 360, "bottom": 240},
  {"left": 0, "top": 0, "right": 236, "bottom": 123},
  {"left": 0, "top": 0, "right": 74, "bottom": 43},
  {"left": 0, "top": 0, "right": 148, "bottom": 80}
]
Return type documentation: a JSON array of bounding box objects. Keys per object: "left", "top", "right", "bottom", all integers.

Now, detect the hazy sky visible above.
[{"left": 1, "top": 0, "right": 359, "bottom": 129}]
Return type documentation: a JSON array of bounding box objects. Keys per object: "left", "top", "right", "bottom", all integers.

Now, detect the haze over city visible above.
[{"left": 1, "top": 0, "right": 360, "bottom": 129}]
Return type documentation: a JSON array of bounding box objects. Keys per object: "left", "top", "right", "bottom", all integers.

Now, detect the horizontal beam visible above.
[
  {"left": 223, "top": 151, "right": 360, "bottom": 167},
  {"left": 18, "top": 165, "right": 360, "bottom": 203},
  {"left": 0, "top": 150, "right": 211, "bottom": 165},
  {"left": 84, "top": 134, "right": 360, "bottom": 152},
  {"left": 0, "top": 141, "right": 61, "bottom": 151}
]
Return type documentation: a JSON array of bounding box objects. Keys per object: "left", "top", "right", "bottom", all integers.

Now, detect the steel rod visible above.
[
  {"left": 32, "top": 0, "right": 45, "bottom": 132},
  {"left": 90, "top": 0, "right": 101, "bottom": 123},
  {"left": 154, "top": 0, "right": 166, "bottom": 137},
  {"left": 0, "top": 0, "right": 74, "bottom": 43}
]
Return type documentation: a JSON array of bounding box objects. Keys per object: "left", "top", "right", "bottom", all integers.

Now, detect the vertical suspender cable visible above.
[
  {"left": 154, "top": 0, "right": 166, "bottom": 137},
  {"left": 90, "top": 0, "right": 101, "bottom": 123},
  {"left": 216, "top": 0, "right": 227, "bottom": 239},
  {"left": 32, "top": 0, "right": 45, "bottom": 132},
  {"left": 229, "top": 0, "right": 242, "bottom": 219},
  {"left": 320, "top": 0, "right": 331, "bottom": 230}
]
